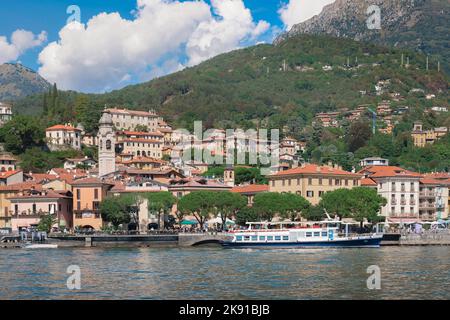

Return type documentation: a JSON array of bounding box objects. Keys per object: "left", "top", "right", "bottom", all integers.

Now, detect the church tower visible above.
[
  {"left": 224, "top": 166, "right": 235, "bottom": 187},
  {"left": 98, "top": 110, "right": 116, "bottom": 177}
]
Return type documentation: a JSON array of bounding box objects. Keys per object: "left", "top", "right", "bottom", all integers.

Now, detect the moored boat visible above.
[
  {"left": 221, "top": 220, "right": 383, "bottom": 249},
  {"left": 22, "top": 243, "right": 58, "bottom": 249}
]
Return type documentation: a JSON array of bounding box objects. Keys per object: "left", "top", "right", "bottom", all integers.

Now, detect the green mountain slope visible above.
[
  {"left": 276, "top": 0, "right": 450, "bottom": 74},
  {"left": 14, "top": 34, "right": 448, "bottom": 133}
]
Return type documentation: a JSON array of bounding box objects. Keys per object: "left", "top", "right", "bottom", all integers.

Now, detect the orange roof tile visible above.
[
  {"left": 231, "top": 184, "right": 269, "bottom": 194},
  {"left": 273, "top": 164, "right": 360, "bottom": 177},
  {"left": 360, "top": 166, "right": 422, "bottom": 178},
  {"left": 0, "top": 170, "right": 22, "bottom": 179},
  {"left": 46, "top": 125, "right": 81, "bottom": 131},
  {"left": 361, "top": 178, "right": 377, "bottom": 186}
]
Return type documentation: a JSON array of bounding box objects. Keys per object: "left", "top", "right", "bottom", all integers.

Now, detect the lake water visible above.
[{"left": 0, "top": 246, "right": 449, "bottom": 300}]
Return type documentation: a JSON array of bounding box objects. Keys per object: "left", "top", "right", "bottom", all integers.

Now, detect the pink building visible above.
[{"left": 8, "top": 189, "right": 73, "bottom": 231}]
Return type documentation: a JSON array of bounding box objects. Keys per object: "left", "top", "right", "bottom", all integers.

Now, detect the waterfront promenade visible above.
[{"left": 3, "top": 230, "right": 450, "bottom": 248}]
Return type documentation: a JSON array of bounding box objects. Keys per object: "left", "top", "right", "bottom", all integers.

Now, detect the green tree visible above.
[
  {"left": 253, "top": 192, "right": 285, "bottom": 221},
  {"left": 146, "top": 192, "right": 177, "bottom": 229},
  {"left": 178, "top": 191, "right": 216, "bottom": 229},
  {"left": 346, "top": 120, "right": 372, "bottom": 152},
  {"left": 280, "top": 193, "right": 310, "bottom": 221},
  {"left": 350, "top": 187, "right": 387, "bottom": 227},
  {"left": 302, "top": 205, "right": 326, "bottom": 221},
  {"left": 319, "top": 188, "right": 354, "bottom": 219},
  {"left": 215, "top": 192, "right": 247, "bottom": 230},
  {"left": 100, "top": 195, "right": 137, "bottom": 229},
  {"left": 0, "top": 115, "right": 45, "bottom": 154},
  {"left": 37, "top": 214, "right": 57, "bottom": 233},
  {"left": 235, "top": 206, "right": 259, "bottom": 226}
]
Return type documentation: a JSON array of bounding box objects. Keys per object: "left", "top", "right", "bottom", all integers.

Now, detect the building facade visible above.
[
  {"left": 411, "top": 121, "right": 448, "bottom": 147},
  {"left": 106, "top": 108, "right": 161, "bottom": 132},
  {"left": 46, "top": 124, "right": 82, "bottom": 151},
  {"left": 268, "top": 164, "right": 362, "bottom": 205},
  {"left": 72, "top": 178, "right": 114, "bottom": 230},
  {"left": 98, "top": 111, "right": 116, "bottom": 177},
  {"left": 0, "top": 102, "right": 12, "bottom": 127},
  {"left": 359, "top": 166, "right": 422, "bottom": 221}
]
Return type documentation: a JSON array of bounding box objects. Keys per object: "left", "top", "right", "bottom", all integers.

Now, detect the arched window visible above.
[
  {"left": 106, "top": 140, "right": 112, "bottom": 150},
  {"left": 142, "top": 151, "right": 146, "bottom": 157},
  {"left": 137, "top": 150, "right": 141, "bottom": 156}
]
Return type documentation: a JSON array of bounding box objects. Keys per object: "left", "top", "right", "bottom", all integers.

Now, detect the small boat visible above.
[
  {"left": 221, "top": 220, "right": 383, "bottom": 249},
  {"left": 22, "top": 243, "right": 58, "bottom": 249}
]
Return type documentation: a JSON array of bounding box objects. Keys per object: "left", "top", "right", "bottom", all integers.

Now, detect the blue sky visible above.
[{"left": 0, "top": 0, "right": 333, "bottom": 92}]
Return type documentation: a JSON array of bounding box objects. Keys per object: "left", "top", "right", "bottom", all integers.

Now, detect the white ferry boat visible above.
[{"left": 221, "top": 220, "right": 383, "bottom": 248}]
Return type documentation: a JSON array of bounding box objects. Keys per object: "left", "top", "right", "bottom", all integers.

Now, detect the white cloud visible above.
[
  {"left": 279, "top": 0, "right": 335, "bottom": 30},
  {"left": 0, "top": 29, "right": 47, "bottom": 64},
  {"left": 186, "top": 0, "right": 270, "bottom": 66},
  {"left": 38, "top": 0, "right": 270, "bottom": 93}
]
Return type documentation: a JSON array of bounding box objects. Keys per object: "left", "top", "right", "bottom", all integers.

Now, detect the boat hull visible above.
[{"left": 221, "top": 237, "right": 382, "bottom": 249}]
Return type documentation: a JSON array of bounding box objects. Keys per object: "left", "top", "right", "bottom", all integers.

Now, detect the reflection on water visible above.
[{"left": 0, "top": 247, "right": 449, "bottom": 300}]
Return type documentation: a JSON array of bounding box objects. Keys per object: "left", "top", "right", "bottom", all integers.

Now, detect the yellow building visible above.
[
  {"left": 268, "top": 164, "right": 362, "bottom": 205},
  {"left": 412, "top": 121, "right": 448, "bottom": 147}
]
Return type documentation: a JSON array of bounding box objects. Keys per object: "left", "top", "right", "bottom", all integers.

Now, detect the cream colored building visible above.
[
  {"left": 0, "top": 102, "right": 12, "bottom": 127},
  {"left": 106, "top": 108, "right": 161, "bottom": 132},
  {"left": 411, "top": 121, "right": 448, "bottom": 147},
  {"left": 268, "top": 163, "right": 362, "bottom": 205},
  {"left": 46, "top": 124, "right": 82, "bottom": 151}
]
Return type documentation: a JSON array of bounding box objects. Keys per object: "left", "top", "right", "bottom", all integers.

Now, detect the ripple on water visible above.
[{"left": 0, "top": 246, "right": 449, "bottom": 300}]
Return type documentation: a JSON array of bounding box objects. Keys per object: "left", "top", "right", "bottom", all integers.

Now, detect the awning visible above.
[{"left": 180, "top": 220, "right": 198, "bottom": 225}]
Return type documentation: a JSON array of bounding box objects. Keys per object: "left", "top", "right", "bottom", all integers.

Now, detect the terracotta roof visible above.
[
  {"left": 29, "top": 173, "right": 58, "bottom": 183},
  {"left": 123, "top": 156, "right": 166, "bottom": 164},
  {"left": 231, "top": 184, "right": 269, "bottom": 194},
  {"left": 419, "top": 178, "right": 446, "bottom": 185},
  {"left": 423, "top": 172, "right": 450, "bottom": 180},
  {"left": 8, "top": 189, "right": 72, "bottom": 200},
  {"left": 0, "top": 182, "right": 42, "bottom": 192},
  {"left": 46, "top": 125, "right": 81, "bottom": 131},
  {"left": 169, "top": 178, "right": 230, "bottom": 189},
  {"left": 361, "top": 178, "right": 377, "bottom": 186},
  {"left": 360, "top": 166, "right": 422, "bottom": 178},
  {"left": 273, "top": 164, "right": 360, "bottom": 177},
  {"left": 71, "top": 177, "right": 114, "bottom": 186},
  {"left": 0, "top": 170, "right": 22, "bottom": 179}
]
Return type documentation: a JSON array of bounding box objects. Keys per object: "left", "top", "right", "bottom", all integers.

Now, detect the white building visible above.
[
  {"left": 106, "top": 108, "right": 161, "bottom": 132},
  {"left": 0, "top": 102, "right": 12, "bottom": 127},
  {"left": 359, "top": 166, "right": 422, "bottom": 222},
  {"left": 45, "top": 124, "right": 82, "bottom": 151},
  {"left": 360, "top": 157, "right": 389, "bottom": 167}
]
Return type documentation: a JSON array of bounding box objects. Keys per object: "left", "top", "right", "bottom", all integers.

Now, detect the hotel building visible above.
[{"left": 268, "top": 163, "right": 362, "bottom": 205}]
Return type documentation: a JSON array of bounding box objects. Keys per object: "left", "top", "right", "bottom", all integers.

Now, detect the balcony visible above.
[
  {"left": 391, "top": 200, "right": 397, "bottom": 205},
  {"left": 420, "top": 192, "right": 435, "bottom": 198},
  {"left": 419, "top": 203, "right": 436, "bottom": 209},
  {"left": 400, "top": 200, "right": 407, "bottom": 205},
  {"left": 74, "top": 210, "right": 101, "bottom": 219}
]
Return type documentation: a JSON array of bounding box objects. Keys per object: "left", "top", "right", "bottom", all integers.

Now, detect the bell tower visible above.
[
  {"left": 98, "top": 110, "right": 116, "bottom": 177},
  {"left": 224, "top": 166, "right": 235, "bottom": 187}
]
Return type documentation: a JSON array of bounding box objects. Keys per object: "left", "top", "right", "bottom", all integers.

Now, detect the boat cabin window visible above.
[
  {"left": 322, "top": 232, "right": 327, "bottom": 237},
  {"left": 244, "top": 236, "right": 250, "bottom": 241},
  {"left": 267, "top": 236, "right": 273, "bottom": 241},
  {"left": 251, "top": 236, "right": 257, "bottom": 241},
  {"left": 275, "top": 236, "right": 281, "bottom": 241},
  {"left": 306, "top": 232, "right": 312, "bottom": 237},
  {"left": 314, "top": 232, "right": 320, "bottom": 237},
  {"left": 259, "top": 236, "right": 265, "bottom": 241},
  {"left": 283, "top": 236, "right": 289, "bottom": 241},
  {"left": 236, "top": 236, "right": 242, "bottom": 241}
]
